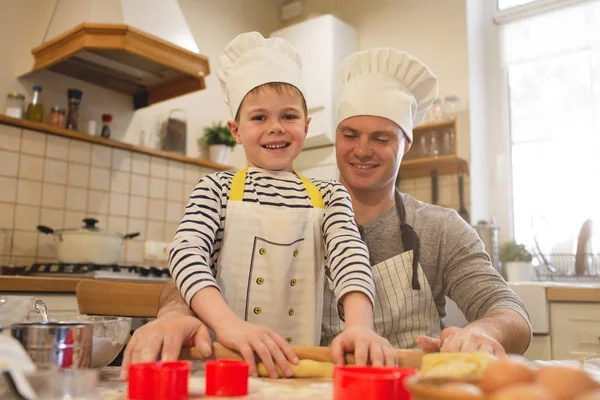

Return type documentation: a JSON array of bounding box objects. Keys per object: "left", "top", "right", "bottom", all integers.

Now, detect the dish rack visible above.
[{"left": 533, "top": 253, "right": 600, "bottom": 281}]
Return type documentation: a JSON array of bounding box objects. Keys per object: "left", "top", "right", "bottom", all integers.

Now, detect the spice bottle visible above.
[
  {"left": 101, "top": 114, "right": 113, "bottom": 139},
  {"left": 66, "top": 89, "right": 83, "bottom": 130},
  {"left": 49, "top": 106, "right": 67, "bottom": 128}
]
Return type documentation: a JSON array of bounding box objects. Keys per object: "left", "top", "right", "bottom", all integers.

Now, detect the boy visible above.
[{"left": 169, "top": 32, "right": 393, "bottom": 378}]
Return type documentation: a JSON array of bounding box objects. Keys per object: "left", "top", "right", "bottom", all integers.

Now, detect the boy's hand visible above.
[
  {"left": 331, "top": 325, "right": 397, "bottom": 367},
  {"left": 213, "top": 317, "right": 299, "bottom": 379}
]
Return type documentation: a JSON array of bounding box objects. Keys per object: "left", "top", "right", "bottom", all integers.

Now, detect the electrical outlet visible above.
[{"left": 144, "top": 241, "right": 169, "bottom": 261}]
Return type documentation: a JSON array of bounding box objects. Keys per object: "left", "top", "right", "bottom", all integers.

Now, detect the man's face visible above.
[{"left": 335, "top": 116, "right": 410, "bottom": 192}]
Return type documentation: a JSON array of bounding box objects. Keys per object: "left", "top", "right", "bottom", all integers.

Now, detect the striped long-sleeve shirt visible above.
[{"left": 168, "top": 167, "right": 375, "bottom": 315}]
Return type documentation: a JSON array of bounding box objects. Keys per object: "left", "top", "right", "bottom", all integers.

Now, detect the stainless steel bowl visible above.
[
  {"left": 68, "top": 316, "right": 132, "bottom": 368},
  {"left": 10, "top": 322, "right": 93, "bottom": 369}
]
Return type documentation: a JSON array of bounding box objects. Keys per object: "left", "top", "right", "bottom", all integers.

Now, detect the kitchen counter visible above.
[
  {"left": 95, "top": 360, "right": 600, "bottom": 399},
  {"left": 0, "top": 275, "right": 166, "bottom": 293},
  {"left": 509, "top": 281, "right": 600, "bottom": 303},
  {"left": 546, "top": 285, "right": 600, "bottom": 302},
  {"left": 99, "top": 366, "right": 332, "bottom": 400}
]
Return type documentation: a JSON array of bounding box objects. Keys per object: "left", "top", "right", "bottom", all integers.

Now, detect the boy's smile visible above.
[{"left": 228, "top": 86, "right": 310, "bottom": 173}]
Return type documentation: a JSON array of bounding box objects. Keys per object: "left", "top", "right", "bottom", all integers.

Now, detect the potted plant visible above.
[
  {"left": 199, "top": 122, "right": 236, "bottom": 164},
  {"left": 500, "top": 240, "right": 535, "bottom": 282}
]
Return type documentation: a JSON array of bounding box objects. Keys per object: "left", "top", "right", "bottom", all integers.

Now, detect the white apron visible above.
[
  {"left": 321, "top": 249, "right": 441, "bottom": 349},
  {"left": 215, "top": 168, "right": 326, "bottom": 346}
]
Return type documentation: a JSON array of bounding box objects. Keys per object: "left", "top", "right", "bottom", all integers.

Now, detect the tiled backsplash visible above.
[{"left": 0, "top": 124, "right": 214, "bottom": 266}]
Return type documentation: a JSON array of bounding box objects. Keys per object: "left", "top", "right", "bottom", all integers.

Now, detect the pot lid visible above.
[{"left": 57, "top": 218, "right": 123, "bottom": 238}]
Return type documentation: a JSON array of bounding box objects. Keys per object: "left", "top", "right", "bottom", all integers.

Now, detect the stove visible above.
[{"left": 1, "top": 263, "right": 171, "bottom": 282}]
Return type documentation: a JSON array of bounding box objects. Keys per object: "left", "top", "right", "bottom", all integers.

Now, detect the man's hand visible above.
[
  {"left": 416, "top": 326, "right": 506, "bottom": 356},
  {"left": 213, "top": 317, "right": 298, "bottom": 379},
  {"left": 120, "top": 315, "right": 212, "bottom": 380},
  {"left": 331, "top": 325, "right": 397, "bottom": 367}
]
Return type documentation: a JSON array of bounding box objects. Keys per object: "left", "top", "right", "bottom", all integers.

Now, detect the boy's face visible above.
[{"left": 228, "top": 87, "right": 310, "bottom": 173}]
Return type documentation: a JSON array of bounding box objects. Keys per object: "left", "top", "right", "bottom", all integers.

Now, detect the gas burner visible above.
[{"left": 15, "top": 263, "right": 171, "bottom": 281}]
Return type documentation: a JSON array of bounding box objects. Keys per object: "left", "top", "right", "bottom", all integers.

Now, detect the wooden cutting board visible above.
[{"left": 180, "top": 343, "right": 423, "bottom": 368}]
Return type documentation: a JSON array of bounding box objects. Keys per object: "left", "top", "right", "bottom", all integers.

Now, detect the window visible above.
[
  {"left": 498, "top": 0, "right": 539, "bottom": 10},
  {"left": 500, "top": 0, "right": 600, "bottom": 249}
]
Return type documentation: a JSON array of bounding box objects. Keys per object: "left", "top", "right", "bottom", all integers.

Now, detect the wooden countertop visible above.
[
  {"left": 546, "top": 285, "right": 600, "bottom": 302},
  {"left": 0, "top": 275, "right": 166, "bottom": 293}
]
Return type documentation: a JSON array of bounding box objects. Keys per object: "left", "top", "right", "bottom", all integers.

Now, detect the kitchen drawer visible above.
[{"left": 550, "top": 302, "right": 600, "bottom": 360}]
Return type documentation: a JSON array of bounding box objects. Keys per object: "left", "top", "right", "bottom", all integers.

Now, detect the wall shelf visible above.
[
  {"left": 0, "top": 114, "right": 232, "bottom": 171},
  {"left": 398, "top": 155, "right": 469, "bottom": 180}
]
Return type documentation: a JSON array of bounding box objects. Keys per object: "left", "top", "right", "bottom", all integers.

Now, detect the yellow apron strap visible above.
[
  {"left": 298, "top": 174, "right": 324, "bottom": 209},
  {"left": 230, "top": 167, "right": 323, "bottom": 208},
  {"left": 229, "top": 167, "right": 248, "bottom": 201}
]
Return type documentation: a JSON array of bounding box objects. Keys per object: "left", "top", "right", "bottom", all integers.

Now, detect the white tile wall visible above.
[
  {"left": 18, "top": 155, "right": 44, "bottom": 181},
  {"left": 0, "top": 203, "right": 15, "bottom": 229},
  {"left": 0, "top": 126, "right": 227, "bottom": 264},
  {"left": 46, "top": 136, "right": 69, "bottom": 160},
  {"left": 43, "top": 159, "right": 68, "bottom": 184},
  {"left": 68, "top": 140, "right": 91, "bottom": 165},
  {"left": 0, "top": 176, "right": 18, "bottom": 203},
  {"left": 0, "top": 150, "right": 19, "bottom": 176},
  {"left": 21, "top": 130, "right": 46, "bottom": 156},
  {"left": 0, "top": 124, "right": 21, "bottom": 151}
]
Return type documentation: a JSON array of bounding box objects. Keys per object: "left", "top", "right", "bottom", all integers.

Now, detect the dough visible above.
[{"left": 257, "top": 359, "right": 334, "bottom": 378}]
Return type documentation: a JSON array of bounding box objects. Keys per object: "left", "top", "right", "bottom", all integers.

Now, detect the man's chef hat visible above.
[
  {"left": 337, "top": 48, "right": 438, "bottom": 142},
  {"left": 217, "top": 31, "right": 306, "bottom": 118}
]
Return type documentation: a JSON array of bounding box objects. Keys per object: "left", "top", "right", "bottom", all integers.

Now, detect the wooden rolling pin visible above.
[{"left": 180, "top": 343, "right": 423, "bottom": 368}]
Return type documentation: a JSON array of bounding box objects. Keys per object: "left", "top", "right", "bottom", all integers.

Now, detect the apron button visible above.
[
  {"left": 259, "top": 248, "right": 266, "bottom": 255},
  {"left": 288, "top": 308, "right": 294, "bottom": 316},
  {"left": 293, "top": 249, "right": 299, "bottom": 257},
  {"left": 256, "top": 277, "right": 264, "bottom": 285},
  {"left": 253, "top": 307, "right": 262, "bottom": 314},
  {"left": 285, "top": 337, "right": 292, "bottom": 343},
  {"left": 290, "top": 279, "right": 297, "bottom": 286}
]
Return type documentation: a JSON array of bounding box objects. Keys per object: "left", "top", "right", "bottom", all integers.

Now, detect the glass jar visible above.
[
  {"left": 4, "top": 92, "right": 25, "bottom": 119},
  {"left": 428, "top": 98, "right": 443, "bottom": 123},
  {"left": 49, "top": 106, "right": 67, "bottom": 129},
  {"left": 442, "top": 95, "right": 461, "bottom": 120}
]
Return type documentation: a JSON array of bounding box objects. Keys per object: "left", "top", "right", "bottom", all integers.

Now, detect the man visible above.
[{"left": 120, "top": 48, "right": 531, "bottom": 380}]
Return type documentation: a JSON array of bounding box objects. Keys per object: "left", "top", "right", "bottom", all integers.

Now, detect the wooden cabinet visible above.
[
  {"left": 550, "top": 302, "right": 600, "bottom": 360},
  {"left": 524, "top": 335, "right": 552, "bottom": 361},
  {"left": 271, "top": 15, "right": 357, "bottom": 149}
]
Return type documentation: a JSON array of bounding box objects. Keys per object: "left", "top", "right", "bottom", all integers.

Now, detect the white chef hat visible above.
[
  {"left": 217, "top": 31, "right": 306, "bottom": 118},
  {"left": 337, "top": 48, "right": 438, "bottom": 142}
]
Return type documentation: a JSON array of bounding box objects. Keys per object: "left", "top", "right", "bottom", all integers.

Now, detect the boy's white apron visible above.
[{"left": 215, "top": 167, "right": 326, "bottom": 345}]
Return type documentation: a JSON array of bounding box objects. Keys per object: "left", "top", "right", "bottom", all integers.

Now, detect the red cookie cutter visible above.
[{"left": 205, "top": 359, "right": 249, "bottom": 397}]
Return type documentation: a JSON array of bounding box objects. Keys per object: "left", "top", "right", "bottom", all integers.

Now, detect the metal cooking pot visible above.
[
  {"left": 36, "top": 218, "right": 139, "bottom": 265},
  {"left": 10, "top": 322, "right": 94, "bottom": 369}
]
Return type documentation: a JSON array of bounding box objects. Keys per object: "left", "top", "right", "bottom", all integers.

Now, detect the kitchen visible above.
[{"left": 1, "top": 0, "right": 600, "bottom": 398}]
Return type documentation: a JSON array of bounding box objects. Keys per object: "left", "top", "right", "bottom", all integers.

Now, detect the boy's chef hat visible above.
[
  {"left": 217, "top": 31, "right": 306, "bottom": 118},
  {"left": 337, "top": 48, "right": 438, "bottom": 142}
]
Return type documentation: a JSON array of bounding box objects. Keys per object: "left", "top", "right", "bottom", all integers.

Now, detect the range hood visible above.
[{"left": 26, "top": 0, "right": 210, "bottom": 109}]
